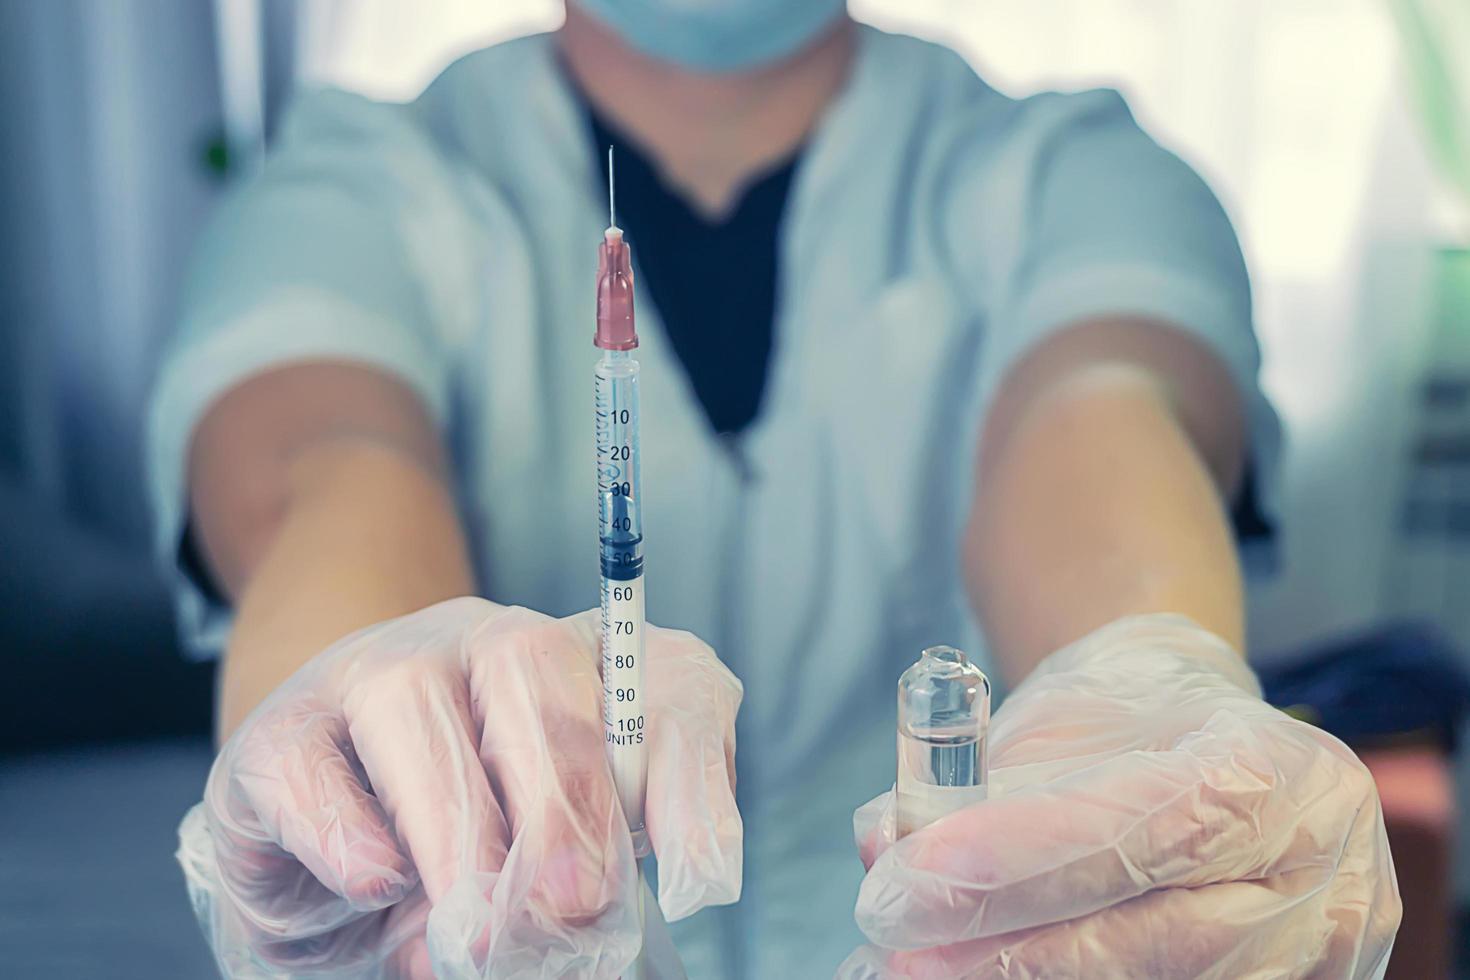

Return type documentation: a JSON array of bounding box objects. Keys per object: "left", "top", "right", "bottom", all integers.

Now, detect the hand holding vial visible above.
[{"left": 842, "top": 615, "right": 1399, "bottom": 979}]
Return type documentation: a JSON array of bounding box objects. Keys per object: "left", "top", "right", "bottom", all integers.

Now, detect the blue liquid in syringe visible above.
[{"left": 600, "top": 490, "right": 643, "bottom": 581}]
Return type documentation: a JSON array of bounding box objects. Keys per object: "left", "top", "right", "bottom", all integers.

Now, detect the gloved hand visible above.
[
  {"left": 841, "top": 614, "right": 1401, "bottom": 979},
  {"left": 177, "top": 598, "right": 742, "bottom": 979}
]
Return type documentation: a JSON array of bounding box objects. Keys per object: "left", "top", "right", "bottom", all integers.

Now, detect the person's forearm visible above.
[
  {"left": 216, "top": 441, "right": 476, "bottom": 740},
  {"left": 964, "top": 363, "right": 1244, "bottom": 686}
]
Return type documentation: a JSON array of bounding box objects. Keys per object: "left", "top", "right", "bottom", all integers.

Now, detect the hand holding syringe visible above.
[{"left": 172, "top": 160, "right": 740, "bottom": 974}]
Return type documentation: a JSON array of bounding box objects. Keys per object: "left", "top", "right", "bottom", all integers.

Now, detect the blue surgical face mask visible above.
[{"left": 572, "top": 0, "right": 848, "bottom": 73}]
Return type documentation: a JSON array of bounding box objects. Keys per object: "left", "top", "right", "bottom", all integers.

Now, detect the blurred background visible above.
[{"left": 1, "top": 0, "right": 1465, "bottom": 976}]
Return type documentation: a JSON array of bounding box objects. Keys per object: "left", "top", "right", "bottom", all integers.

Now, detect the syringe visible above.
[{"left": 594, "top": 146, "right": 650, "bottom": 858}]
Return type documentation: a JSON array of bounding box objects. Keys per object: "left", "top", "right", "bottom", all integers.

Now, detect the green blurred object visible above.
[
  {"left": 1387, "top": 0, "right": 1470, "bottom": 209},
  {"left": 200, "top": 129, "right": 231, "bottom": 180},
  {"left": 1432, "top": 248, "right": 1470, "bottom": 349}
]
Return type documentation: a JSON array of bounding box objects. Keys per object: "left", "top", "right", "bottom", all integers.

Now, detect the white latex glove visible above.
[
  {"left": 177, "top": 598, "right": 742, "bottom": 979},
  {"left": 841, "top": 614, "right": 1401, "bottom": 979}
]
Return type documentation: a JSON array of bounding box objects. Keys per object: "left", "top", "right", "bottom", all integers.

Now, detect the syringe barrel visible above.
[
  {"left": 595, "top": 349, "right": 649, "bottom": 854},
  {"left": 595, "top": 351, "right": 643, "bottom": 555},
  {"left": 896, "top": 645, "right": 990, "bottom": 837}
]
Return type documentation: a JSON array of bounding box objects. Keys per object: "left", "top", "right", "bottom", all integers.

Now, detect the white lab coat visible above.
[{"left": 149, "top": 25, "right": 1278, "bottom": 978}]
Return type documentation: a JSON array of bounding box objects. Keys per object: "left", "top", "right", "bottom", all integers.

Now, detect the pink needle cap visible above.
[
  {"left": 595, "top": 226, "right": 637, "bottom": 350},
  {"left": 595, "top": 146, "right": 637, "bottom": 351}
]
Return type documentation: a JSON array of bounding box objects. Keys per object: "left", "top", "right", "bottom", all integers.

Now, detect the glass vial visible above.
[{"left": 896, "top": 645, "right": 990, "bottom": 837}]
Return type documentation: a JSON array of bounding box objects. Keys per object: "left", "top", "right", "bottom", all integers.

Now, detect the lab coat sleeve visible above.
[
  {"left": 147, "top": 89, "right": 476, "bottom": 657},
  {"left": 958, "top": 88, "right": 1280, "bottom": 514}
]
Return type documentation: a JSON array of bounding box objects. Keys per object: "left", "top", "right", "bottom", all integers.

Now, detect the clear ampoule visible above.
[{"left": 896, "top": 645, "right": 991, "bottom": 837}]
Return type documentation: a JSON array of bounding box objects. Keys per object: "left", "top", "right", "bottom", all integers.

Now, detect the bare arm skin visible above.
[
  {"left": 188, "top": 363, "right": 476, "bottom": 740},
  {"left": 964, "top": 317, "right": 1249, "bottom": 686}
]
